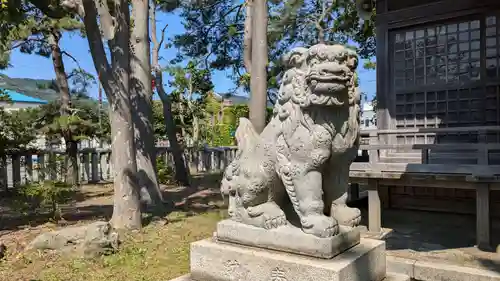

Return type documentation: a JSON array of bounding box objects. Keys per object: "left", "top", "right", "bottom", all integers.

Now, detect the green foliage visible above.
[
  {"left": 16, "top": 180, "right": 74, "bottom": 221},
  {"left": 269, "top": 0, "right": 375, "bottom": 57},
  {"left": 228, "top": 104, "right": 250, "bottom": 126},
  {"left": 0, "top": 88, "right": 10, "bottom": 102},
  {"left": 156, "top": 156, "right": 174, "bottom": 185},
  {"left": 0, "top": 2, "right": 83, "bottom": 69},
  {"left": 172, "top": 0, "right": 375, "bottom": 103},
  {"left": 68, "top": 68, "right": 97, "bottom": 96},
  {"left": 152, "top": 100, "right": 167, "bottom": 139},
  {"left": 207, "top": 123, "right": 233, "bottom": 146},
  {"left": 35, "top": 99, "right": 110, "bottom": 144},
  {"left": 165, "top": 61, "right": 214, "bottom": 144},
  {"left": 0, "top": 91, "right": 39, "bottom": 152},
  {"left": 171, "top": 1, "right": 288, "bottom": 103},
  {"left": 0, "top": 90, "right": 107, "bottom": 153},
  {"left": 363, "top": 60, "right": 376, "bottom": 70}
]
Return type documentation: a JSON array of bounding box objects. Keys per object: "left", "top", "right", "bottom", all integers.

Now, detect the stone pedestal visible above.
[
  {"left": 216, "top": 219, "right": 361, "bottom": 259},
  {"left": 169, "top": 220, "right": 387, "bottom": 281}
]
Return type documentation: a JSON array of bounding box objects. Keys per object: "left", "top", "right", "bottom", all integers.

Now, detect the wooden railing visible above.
[
  {"left": 0, "top": 146, "right": 239, "bottom": 190},
  {"left": 354, "top": 126, "right": 500, "bottom": 176},
  {"left": 352, "top": 126, "right": 500, "bottom": 251}
]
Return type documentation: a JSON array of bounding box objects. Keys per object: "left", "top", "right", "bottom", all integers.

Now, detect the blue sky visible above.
[{"left": 1, "top": 12, "right": 376, "bottom": 101}]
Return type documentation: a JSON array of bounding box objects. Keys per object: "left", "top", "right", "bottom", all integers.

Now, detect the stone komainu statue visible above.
[{"left": 221, "top": 44, "right": 361, "bottom": 238}]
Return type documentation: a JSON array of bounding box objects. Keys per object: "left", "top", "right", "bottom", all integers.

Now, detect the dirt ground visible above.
[
  {"left": 0, "top": 174, "right": 225, "bottom": 281},
  {"left": 1, "top": 174, "right": 500, "bottom": 280},
  {"left": 358, "top": 206, "right": 500, "bottom": 272}
]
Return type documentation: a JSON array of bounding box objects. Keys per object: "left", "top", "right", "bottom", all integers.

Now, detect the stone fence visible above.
[{"left": 0, "top": 146, "right": 239, "bottom": 190}]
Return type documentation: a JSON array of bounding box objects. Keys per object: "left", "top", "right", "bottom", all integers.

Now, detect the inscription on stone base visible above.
[
  {"left": 215, "top": 219, "right": 361, "bottom": 259},
  {"left": 189, "top": 238, "right": 386, "bottom": 281}
]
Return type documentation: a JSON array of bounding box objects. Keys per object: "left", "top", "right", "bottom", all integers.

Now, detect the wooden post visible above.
[
  {"left": 48, "top": 152, "right": 57, "bottom": 181},
  {"left": 11, "top": 153, "right": 21, "bottom": 188},
  {"left": 91, "top": 151, "right": 99, "bottom": 183},
  {"left": 99, "top": 152, "right": 109, "bottom": 181},
  {"left": 210, "top": 150, "right": 215, "bottom": 172},
  {"left": 197, "top": 150, "right": 203, "bottom": 173},
  {"left": 82, "top": 152, "right": 90, "bottom": 182},
  {"left": 216, "top": 150, "right": 222, "bottom": 171},
  {"left": 476, "top": 183, "right": 491, "bottom": 251},
  {"left": 38, "top": 153, "right": 45, "bottom": 181},
  {"left": 0, "top": 155, "right": 7, "bottom": 191},
  {"left": 25, "top": 153, "right": 33, "bottom": 183},
  {"left": 421, "top": 149, "right": 429, "bottom": 164},
  {"left": 477, "top": 131, "right": 488, "bottom": 165},
  {"left": 348, "top": 183, "right": 360, "bottom": 201},
  {"left": 369, "top": 131, "right": 380, "bottom": 169},
  {"left": 163, "top": 149, "right": 169, "bottom": 168},
  {"left": 368, "top": 179, "right": 382, "bottom": 233},
  {"left": 222, "top": 148, "right": 229, "bottom": 170}
]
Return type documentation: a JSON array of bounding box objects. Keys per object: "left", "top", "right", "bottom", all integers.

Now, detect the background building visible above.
[
  {"left": 0, "top": 89, "right": 48, "bottom": 111},
  {"left": 361, "top": 100, "right": 377, "bottom": 130}
]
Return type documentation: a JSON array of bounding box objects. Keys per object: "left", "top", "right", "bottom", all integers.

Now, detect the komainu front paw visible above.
[
  {"left": 301, "top": 214, "right": 339, "bottom": 238},
  {"left": 331, "top": 204, "right": 361, "bottom": 227},
  {"left": 247, "top": 202, "right": 287, "bottom": 229}
]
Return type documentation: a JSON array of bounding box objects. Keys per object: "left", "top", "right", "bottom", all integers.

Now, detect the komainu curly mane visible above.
[{"left": 221, "top": 44, "right": 361, "bottom": 238}]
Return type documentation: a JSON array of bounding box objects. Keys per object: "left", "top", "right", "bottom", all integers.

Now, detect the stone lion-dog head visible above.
[{"left": 277, "top": 44, "right": 359, "bottom": 109}]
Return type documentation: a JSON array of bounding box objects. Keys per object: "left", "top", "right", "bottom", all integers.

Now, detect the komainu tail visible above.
[{"left": 235, "top": 117, "right": 260, "bottom": 153}]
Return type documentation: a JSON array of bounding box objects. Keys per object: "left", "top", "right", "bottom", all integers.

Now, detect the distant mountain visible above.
[
  {"left": 0, "top": 74, "right": 95, "bottom": 103},
  {"left": 0, "top": 74, "right": 275, "bottom": 108},
  {"left": 0, "top": 74, "right": 60, "bottom": 101}
]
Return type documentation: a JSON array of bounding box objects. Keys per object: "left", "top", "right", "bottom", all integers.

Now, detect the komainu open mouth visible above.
[{"left": 308, "top": 73, "right": 349, "bottom": 84}]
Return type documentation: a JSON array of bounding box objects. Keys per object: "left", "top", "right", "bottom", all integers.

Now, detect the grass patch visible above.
[{"left": 0, "top": 211, "right": 225, "bottom": 281}]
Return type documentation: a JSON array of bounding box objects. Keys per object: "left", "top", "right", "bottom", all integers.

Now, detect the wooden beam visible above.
[
  {"left": 348, "top": 183, "right": 360, "bottom": 201},
  {"left": 362, "top": 126, "right": 500, "bottom": 135},
  {"left": 378, "top": 0, "right": 500, "bottom": 26},
  {"left": 11, "top": 153, "right": 21, "bottom": 188},
  {"left": 351, "top": 162, "right": 500, "bottom": 177},
  {"left": 368, "top": 179, "right": 382, "bottom": 233},
  {"left": 375, "top": 0, "right": 391, "bottom": 153},
  {"left": 359, "top": 143, "right": 500, "bottom": 150},
  {"left": 476, "top": 184, "right": 491, "bottom": 251}
]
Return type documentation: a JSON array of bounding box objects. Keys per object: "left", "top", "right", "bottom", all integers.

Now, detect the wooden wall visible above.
[{"left": 375, "top": 0, "right": 500, "bottom": 213}]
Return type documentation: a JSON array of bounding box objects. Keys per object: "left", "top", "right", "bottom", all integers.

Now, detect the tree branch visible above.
[
  {"left": 9, "top": 37, "right": 48, "bottom": 51},
  {"left": 315, "top": 0, "right": 336, "bottom": 44},
  {"left": 62, "top": 50, "right": 82, "bottom": 70},
  {"left": 80, "top": 0, "right": 113, "bottom": 99},
  {"left": 96, "top": 0, "right": 116, "bottom": 40},
  {"left": 158, "top": 24, "right": 168, "bottom": 50}
]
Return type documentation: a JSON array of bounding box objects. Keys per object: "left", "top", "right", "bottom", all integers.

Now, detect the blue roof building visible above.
[{"left": 2, "top": 89, "right": 48, "bottom": 104}]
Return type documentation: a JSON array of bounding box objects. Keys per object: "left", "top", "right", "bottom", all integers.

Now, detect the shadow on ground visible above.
[
  {"left": 349, "top": 196, "right": 500, "bottom": 272},
  {"left": 0, "top": 173, "right": 226, "bottom": 233}
]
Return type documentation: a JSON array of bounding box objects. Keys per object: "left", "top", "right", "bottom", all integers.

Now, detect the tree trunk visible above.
[
  {"left": 80, "top": 0, "right": 142, "bottom": 230},
  {"left": 48, "top": 30, "right": 78, "bottom": 186},
  {"left": 159, "top": 92, "right": 191, "bottom": 186},
  {"left": 192, "top": 115, "right": 199, "bottom": 144},
  {"left": 179, "top": 96, "right": 187, "bottom": 144},
  {"left": 243, "top": 0, "right": 253, "bottom": 73},
  {"left": 130, "top": 0, "right": 165, "bottom": 210},
  {"left": 150, "top": 2, "right": 191, "bottom": 186},
  {"left": 65, "top": 140, "right": 78, "bottom": 185},
  {"left": 249, "top": 0, "right": 268, "bottom": 134}
]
